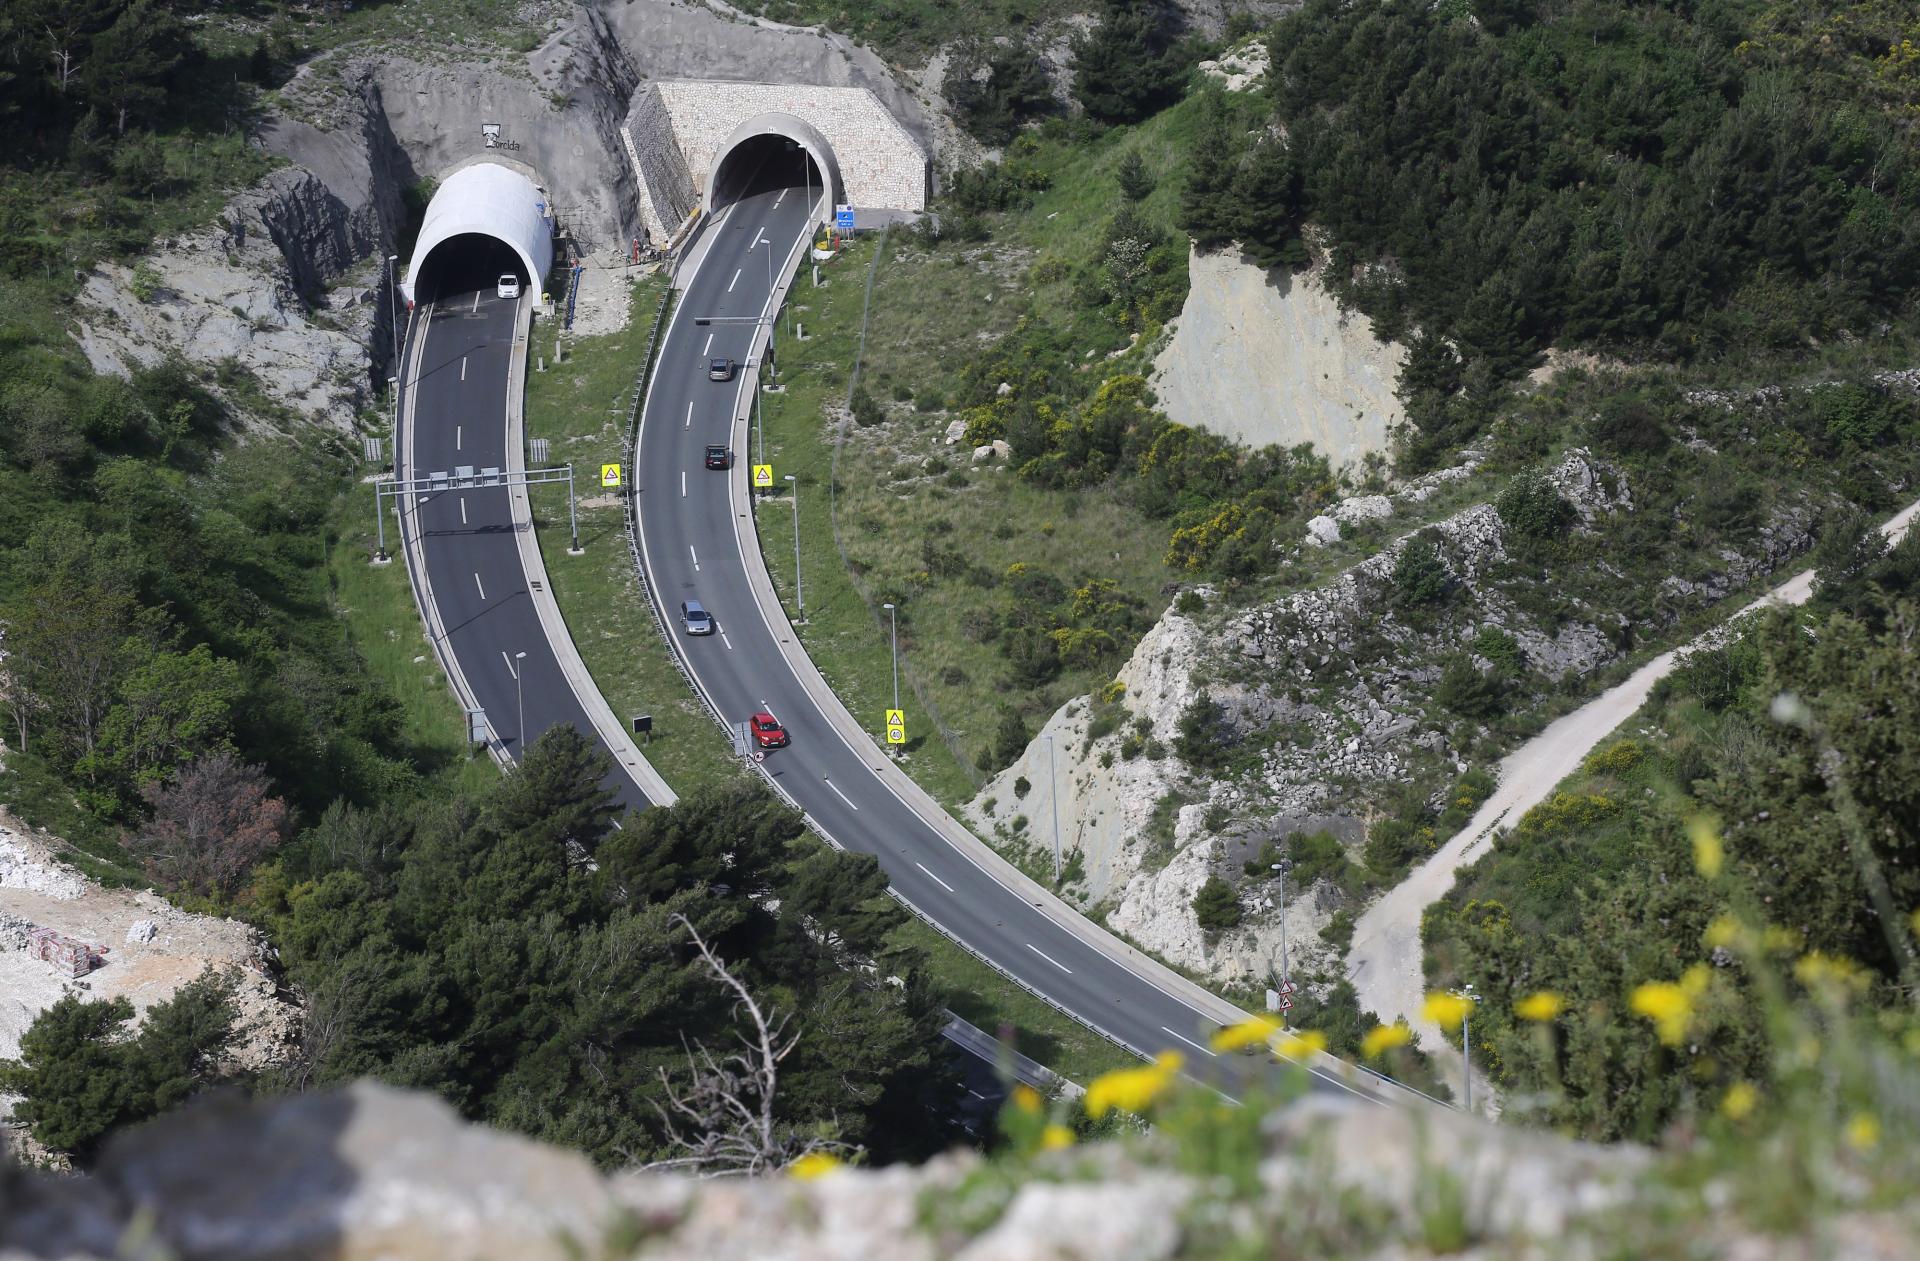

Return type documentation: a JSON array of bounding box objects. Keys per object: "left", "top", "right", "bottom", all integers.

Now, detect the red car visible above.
[{"left": 750, "top": 712, "right": 789, "bottom": 749}]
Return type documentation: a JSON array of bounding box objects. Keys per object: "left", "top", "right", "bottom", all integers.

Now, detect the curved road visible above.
[
  {"left": 396, "top": 282, "right": 655, "bottom": 809},
  {"left": 631, "top": 166, "right": 1370, "bottom": 1099}
]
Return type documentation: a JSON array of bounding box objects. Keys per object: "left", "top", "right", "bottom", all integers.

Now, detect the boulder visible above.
[{"left": 1304, "top": 516, "right": 1342, "bottom": 547}]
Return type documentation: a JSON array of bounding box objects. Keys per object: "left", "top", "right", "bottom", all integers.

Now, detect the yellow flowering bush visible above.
[
  {"left": 1630, "top": 964, "right": 1711, "bottom": 1047},
  {"left": 1085, "top": 1051, "right": 1183, "bottom": 1119},
  {"left": 1361, "top": 1022, "right": 1412, "bottom": 1058},
  {"left": 1210, "top": 1016, "right": 1282, "bottom": 1053},
  {"left": 1423, "top": 991, "right": 1475, "bottom": 1032},
  {"left": 787, "top": 1152, "right": 843, "bottom": 1181},
  {"left": 1514, "top": 991, "right": 1565, "bottom": 1022},
  {"left": 1273, "top": 1029, "right": 1327, "bottom": 1061}
]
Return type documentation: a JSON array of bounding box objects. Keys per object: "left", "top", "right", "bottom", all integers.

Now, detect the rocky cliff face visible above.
[
  {"left": 0, "top": 1079, "right": 1690, "bottom": 1261},
  {"left": 968, "top": 447, "right": 1820, "bottom": 984}
]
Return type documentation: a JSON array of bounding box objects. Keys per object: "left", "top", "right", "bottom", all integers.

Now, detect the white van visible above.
[{"left": 496, "top": 274, "right": 521, "bottom": 299}]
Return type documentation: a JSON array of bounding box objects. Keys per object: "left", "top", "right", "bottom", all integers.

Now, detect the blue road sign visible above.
[{"left": 835, "top": 204, "right": 855, "bottom": 231}]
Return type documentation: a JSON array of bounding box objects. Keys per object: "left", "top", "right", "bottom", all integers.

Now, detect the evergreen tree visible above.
[
  {"left": 1192, "top": 874, "right": 1242, "bottom": 931},
  {"left": 1116, "top": 149, "right": 1155, "bottom": 202},
  {"left": 1179, "top": 99, "right": 1239, "bottom": 248},
  {"left": 1228, "top": 137, "right": 1306, "bottom": 269},
  {"left": 1073, "top": 0, "right": 1183, "bottom": 125}
]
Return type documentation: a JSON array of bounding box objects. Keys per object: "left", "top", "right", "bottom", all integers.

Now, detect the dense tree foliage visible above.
[
  {"left": 1072, "top": 0, "right": 1185, "bottom": 125},
  {"left": 948, "top": 41, "right": 1057, "bottom": 146},
  {"left": 0, "top": 972, "right": 238, "bottom": 1162},
  {"left": 252, "top": 728, "right": 961, "bottom": 1166}
]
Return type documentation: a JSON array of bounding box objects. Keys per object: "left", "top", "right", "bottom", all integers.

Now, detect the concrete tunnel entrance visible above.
[
  {"left": 706, "top": 113, "right": 840, "bottom": 223},
  {"left": 402, "top": 162, "right": 555, "bottom": 309}
]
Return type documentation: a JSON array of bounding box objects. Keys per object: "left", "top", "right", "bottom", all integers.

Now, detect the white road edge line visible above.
[
  {"left": 823, "top": 778, "right": 860, "bottom": 811},
  {"left": 1159, "top": 1026, "right": 1218, "bottom": 1058},
  {"left": 1026, "top": 943, "right": 1073, "bottom": 975},
  {"left": 473, "top": 572, "right": 486, "bottom": 600},
  {"left": 915, "top": 862, "right": 955, "bottom": 893}
]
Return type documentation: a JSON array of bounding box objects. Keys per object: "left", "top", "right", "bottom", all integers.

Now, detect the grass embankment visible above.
[{"left": 518, "top": 272, "right": 1137, "bottom": 1081}]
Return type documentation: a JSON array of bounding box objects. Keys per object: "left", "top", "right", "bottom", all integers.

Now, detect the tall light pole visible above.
[
  {"left": 386, "top": 254, "right": 400, "bottom": 379},
  {"left": 882, "top": 601, "right": 899, "bottom": 711},
  {"left": 1452, "top": 984, "right": 1483, "bottom": 1113},
  {"left": 387, "top": 374, "right": 399, "bottom": 467},
  {"left": 783, "top": 475, "right": 803, "bottom": 614},
  {"left": 1044, "top": 733, "right": 1062, "bottom": 885},
  {"left": 513, "top": 651, "right": 527, "bottom": 756},
  {"left": 1270, "top": 857, "right": 1291, "bottom": 987}
]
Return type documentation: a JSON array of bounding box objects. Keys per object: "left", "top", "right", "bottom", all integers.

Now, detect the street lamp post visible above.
[
  {"left": 1044, "top": 733, "right": 1062, "bottom": 885},
  {"left": 783, "top": 475, "right": 803, "bottom": 614},
  {"left": 387, "top": 374, "right": 399, "bottom": 467},
  {"left": 386, "top": 254, "right": 400, "bottom": 380},
  {"left": 513, "top": 651, "right": 528, "bottom": 756},
  {"left": 883, "top": 602, "right": 899, "bottom": 711},
  {"left": 1452, "top": 984, "right": 1484, "bottom": 1112},
  {"left": 1270, "top": 858, "right": 1291, "bottom": 986}
]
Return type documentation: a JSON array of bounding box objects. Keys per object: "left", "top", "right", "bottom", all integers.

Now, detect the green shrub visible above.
[
  {"left": 1496, "top": 473, "right": 1576, "bottom": 542},
  {"left": 1435, "top": 656, "right": 1506, "bottom": 720},
  {"left": 1192, "top": 874, "right": 1243, "bottom": 932},
  {"left": 1013, "top": 776, "right": 1031, "bottom": 798},
  {"left": 1391, "top": 530, "right": 1453, "bottom": 611},
  {"left": 1174, "top": 689, "right": 1235, "bottom": 770}
]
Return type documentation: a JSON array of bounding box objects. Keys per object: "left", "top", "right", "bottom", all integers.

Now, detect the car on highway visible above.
[
  {"left": 679, "top": 599, "right": 715, "bottom": 636},
  {"left": 749, "top": 712, "right": 789, "bottom": 749},
  {"left": 704, "top": 444, "right": 733, "bottom": 470},
  {"left": 708, "top": 357, "right": 735, "bottom": 382},
  {"left": 496, "top": 274, "right": 521, "bottom": 299}
]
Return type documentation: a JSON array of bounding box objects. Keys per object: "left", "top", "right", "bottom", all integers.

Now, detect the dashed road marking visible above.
[
  {"left": 473, "top": 572, "right": 487, "bottom": 600},
  {"left": 727, "top": 268, "right": 740, "bottom": 293},
  {"left": 822, "top": 777, "right": 859, "bottom": 811},
  {"left": 459, "top": 497, "right": 467, "bottom": 525},
  {"left": 680, "top": 470, "right": 686, "bottom": 498},
  {"left": 455, "top": 424, "right": 462, "bottom": 450},
  {"left": 460, "top": 356, "right": 467, "bottom": 382},
  {"left": 689, "top": 545, "right": 700, "bottom": 572},
  {"left": 685, "top": 400, "right": 693, "bottom": 429},
  {"left": 1159, "top": 1026, "right": 1218, "bottom": 1058},
  {"left": 915, "top": 862, "right": 955, "bottom": 893},
  {"left": 702, "top": 332, "right": 714, "bottom": 355},
  {"left": 720, "top": 632, "right": 734, "bottom": 651},
  {"left": 1026, "top": 943, "right": 1073, "bottom": 975}
]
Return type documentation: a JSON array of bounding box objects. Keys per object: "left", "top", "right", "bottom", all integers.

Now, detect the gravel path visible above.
[{"left": 1347, "top": 497, "right": 1920, "bottom": 1065}]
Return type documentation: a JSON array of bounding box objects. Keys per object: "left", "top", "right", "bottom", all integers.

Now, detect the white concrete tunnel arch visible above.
[
  {"left": 705, "top": 112, "right": 842, "bottom": 225},
  {"left": 401, "top": 162, "right": 554, "bottom": 308}
]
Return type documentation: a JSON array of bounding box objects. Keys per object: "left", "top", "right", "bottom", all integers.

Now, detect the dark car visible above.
[
  {"left": 708, "top": 357, "right": 735, "bottom": 382},
  {"left": 705, "top": 444, "right": 733, "bottom": 470},
  {"left": 679, "top": 599, "right": 715, "bottom": 636},
  {"left": 750, "top": 712, "right": 789, "bottom": 749}
]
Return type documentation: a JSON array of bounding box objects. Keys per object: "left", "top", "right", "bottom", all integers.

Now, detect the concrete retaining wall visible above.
[{"left": 622, "top": 79, "right": 927, "bottom": 242}]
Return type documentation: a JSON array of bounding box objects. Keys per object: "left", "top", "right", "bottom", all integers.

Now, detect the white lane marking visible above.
[
  {"left": 680, "top": 470, "right": 687, "bottom": 498},
  {"left": 702, "top": 332, "right": 714, "bottom": 355},
  {"left": 455, "top": 424, "right": 462, "bottom": 450},
  {"left": 460, "top": 356, "right": 467, "bottom": 382},
  {"left": 727, "top": 268, "right": 741, "bottom": 293},
  {"left": 501, "top": 651, "right": 517, "bottom": 677},
  {"left": 823, "top": 777, "right": 860, "bottom": 811},
  {"left": 459, "top": 497, "right": 468, "bottom": 525},
  {"left": 1159, "top": 1026, "right": 1219, "bottom": 1059},
  {"left": 758, "top": 701, "right": 781, "bottom": 724},
  {"left": 965, "top": 1087, "right": 985, "bottom": 1100},
  {"left": 689, "top": 545, "right": 700, "bottom": 572},
  {"left": 749, "top": 226, "right": 765, "bottom": 249},
  {"left": 1026, "top": 943, "right": 1073, "bottom": 975},
  {"left": 720, "top": 632, "right": 734, "bottom": 651},
  {"left": 915, "top": 862, "right": 955, "bottom": 893},
  {"left": 473, "top": 572, "right": 487, "bottom": 600},
  {"left": 773, "top": 188, "right": 787, "bottom": 208},
  {"left": 685, "top": 400, "right": 693, "bottom": 429},
  {"left": 471, "top": 290, "right": 480, "bottom": 313}
]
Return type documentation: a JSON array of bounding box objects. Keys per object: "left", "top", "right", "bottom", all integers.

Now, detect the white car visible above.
[{"left": 496, "top": 274, "right": 522, "bottom": 299}]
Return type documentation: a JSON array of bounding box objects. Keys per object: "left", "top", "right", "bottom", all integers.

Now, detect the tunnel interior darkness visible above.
[
  {"left": 411, "top": 233, "right": 534, "bottom": 306},
  {"left": 710, "top": 134, "right": 827, "bottom": 216}
]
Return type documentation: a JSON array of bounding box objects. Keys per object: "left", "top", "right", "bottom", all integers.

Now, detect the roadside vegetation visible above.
[{"left": 1424, "top": 531, "right": 1920, "bottom": 1141}]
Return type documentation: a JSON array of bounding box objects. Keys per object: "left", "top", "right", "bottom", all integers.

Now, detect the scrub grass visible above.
[{"left": 522, "top": 273, "right": 746, "bottom": 797}]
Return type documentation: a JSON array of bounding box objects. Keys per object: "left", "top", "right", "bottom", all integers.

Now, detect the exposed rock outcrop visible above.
[
  {"left": 0, "top": 1080, "right": 1683, "bottom": 1261},
  {"left": 1151, "top": 250, "right": 1406, "bottom": 472}
]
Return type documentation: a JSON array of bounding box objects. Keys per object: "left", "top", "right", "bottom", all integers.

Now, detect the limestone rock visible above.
[
  {"left": 945, "top": 418, "right": 969, "bottom": 444},
  {"left": 1305, "top": 515, "right": 1342, "bottom": 547},
  {"left": 1330, "top": 494, "right": 1393, "bottom": 524}
]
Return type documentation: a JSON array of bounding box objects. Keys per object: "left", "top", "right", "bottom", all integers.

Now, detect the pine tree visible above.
[
  {"left": 1180, "top": 100, "right": 1240, "bottom": 249},
  {"left": 1116, "top": 149, "right": 1155, "bottom": 201},
  {"left": 1073, "top": 0, "right": 1182, "bottom": 125}
]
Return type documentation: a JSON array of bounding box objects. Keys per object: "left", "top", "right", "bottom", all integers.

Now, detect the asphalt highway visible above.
[
  {"left": 397, "top": 282, "right": 654, "bottom": 810},
  {"left": 631, "top": 168, "right": 1375, "bottom": 1101}
]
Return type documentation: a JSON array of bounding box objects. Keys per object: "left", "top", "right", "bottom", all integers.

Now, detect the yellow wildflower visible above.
[
  {"left": 1794, "top": 951, "right": 1867, "bottom": 995},
  {"left": 1210, "top": 1015, "right": 1282, "bottom": 1053},
  {"left": 1040, "top": 1124, "right": 1075, "bottom": 1151},
  {"left": 1273, "top": 1029, "right": 1328, "bottom": 1061},
  {"left": 1630, "top": 966, "right": 1709, "bottom": 1047},
  {"left": 1011, "top": 1084, "right": 1043, "bottom": 1115},
  {"left": 1085, "top": 1052, "right": 1184, "bottom": 1119},
  {"left": 1361, "top": 1022, "right": 1413, "bottom": 1059},
  {"left": 1423, "top": 991, "right": 1475, "bottom": 1031},
  {"left": 1704, "top": 914, "right": 1746, "bottom": 950},
  {"left": 1761, "top": 924, "right": 1802, "bottom": 954},
  {"left": 1845, "top": 1113, "right": 1881, "bottom": 1152},
  {"left": 788, "top": 1152, "right": 843, "bottom": 1180},
  {"left": 1514, "top": 992, "right": 1566, "bottom": 1022},
  {"left": 1720, "top": 1081, "right": 1758, "bottom": 1122},
  {"left": 1688, "top": 815, "right": 1724, "bottom": 879}
]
